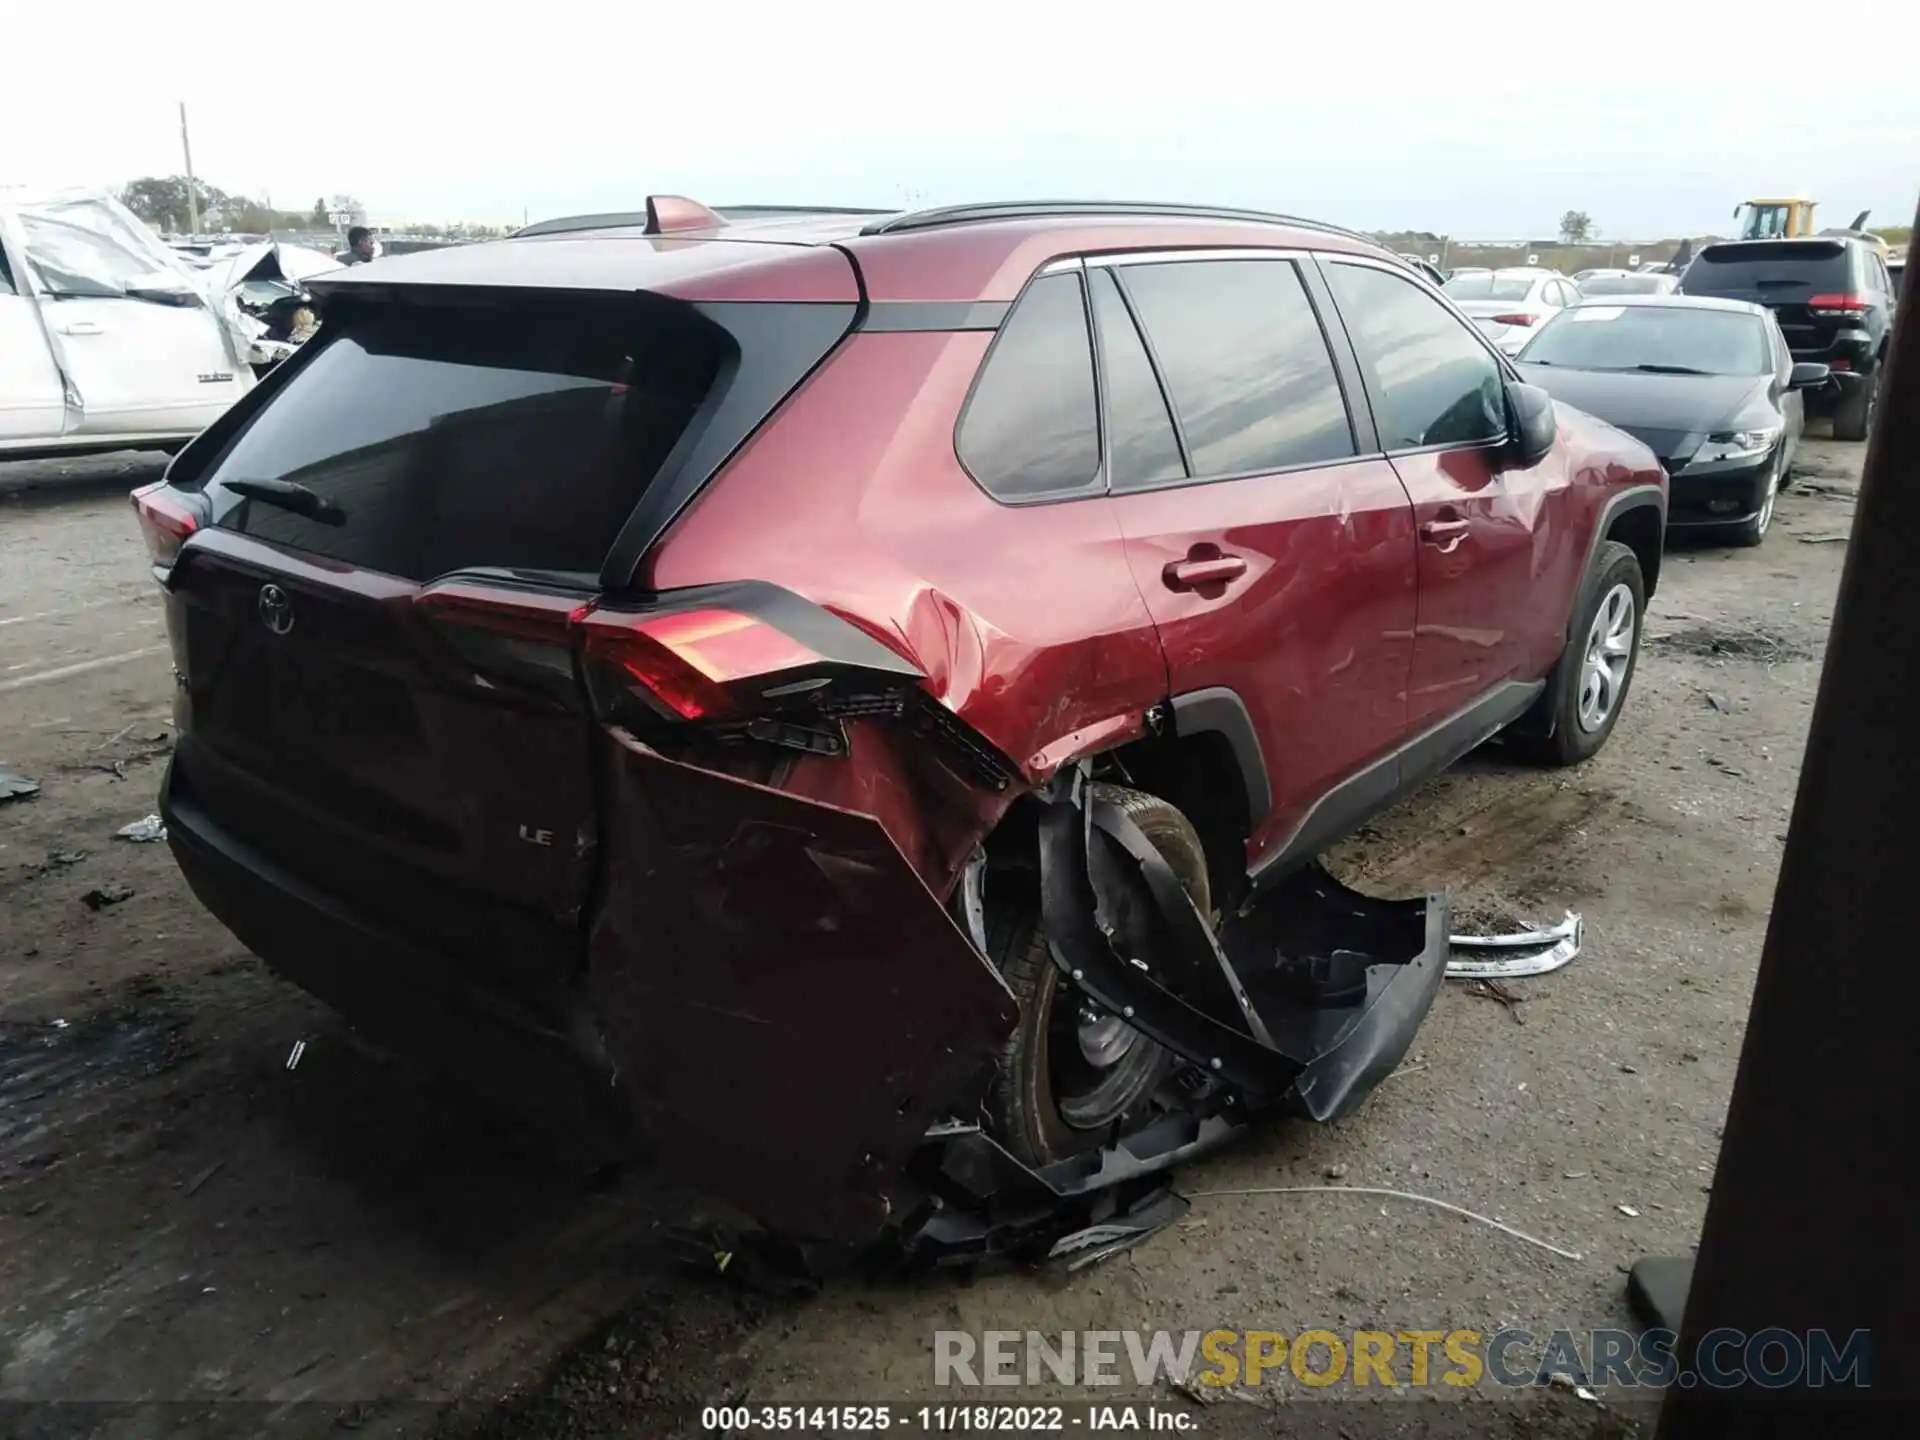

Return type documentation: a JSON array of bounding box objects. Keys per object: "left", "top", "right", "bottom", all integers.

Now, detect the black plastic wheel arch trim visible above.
[
  {"left": 1577, "top": 484, "right": 1667, "bottom": 625},
  {"left": 1087, "top": 792, "right": 1275, "bottom": 1047},
  {"left": 1037, "top": 771, "right": 1302, "bottom": 1095},
  {"left": 1167, "top": 687, "right": 1273, "bottom": 824}
]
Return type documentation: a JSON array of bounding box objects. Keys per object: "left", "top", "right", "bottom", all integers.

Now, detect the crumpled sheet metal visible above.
[
  {"left": 1444, "top": 911, "right": 1583, "bottom": 979},
  {"left": 5, "top": 189, "right": 256, "bottom": 375}
]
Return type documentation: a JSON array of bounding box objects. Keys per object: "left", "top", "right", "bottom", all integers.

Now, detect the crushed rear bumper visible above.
[
  {"left": 165, "top": 743, "right": 1450, "bottom": 1259},
  {"left": 160, "top": 758, "right": 628, "bottom": 1143}
]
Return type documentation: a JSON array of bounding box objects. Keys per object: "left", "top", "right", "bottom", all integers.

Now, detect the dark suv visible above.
[
  {"left": 133, "top": 198, "right": 1666, "bottom": 1247},
  {"left": 1680, "top": 236, "right": 1896, "bottom": 440}
]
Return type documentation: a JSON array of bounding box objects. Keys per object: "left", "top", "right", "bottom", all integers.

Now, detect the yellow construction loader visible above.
[{"left": 1733, "top": 198, "right": 1890, "bottom": 259}]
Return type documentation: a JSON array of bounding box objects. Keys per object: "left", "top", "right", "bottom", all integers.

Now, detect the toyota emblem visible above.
[{"left": 257, "top": 584, "right": 295, "bottom": 636}]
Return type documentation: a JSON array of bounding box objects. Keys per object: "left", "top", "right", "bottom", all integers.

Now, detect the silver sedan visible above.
[{"left": 1442, "top": 268, "right": 1580, "bottom": 354}]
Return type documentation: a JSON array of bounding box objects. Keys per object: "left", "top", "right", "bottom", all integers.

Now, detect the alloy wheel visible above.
[{"left": 1577, "top": 583, "right": 1637, "bottom": 733}]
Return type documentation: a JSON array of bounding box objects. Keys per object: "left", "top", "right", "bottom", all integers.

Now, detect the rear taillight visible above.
[
  {"left": 131, "top": 482, "right": 203, "bottom": 575},
  {"left": 577, "top": 606, "right": 822, "bottom": 721},
  {"left": 1489, "top": 312, "right": 1538, "bottom": 327},
  {"left": 416, "top": 580, "right": 921, "bottom": 741},
  {"left": 1808, "top": 293, "right": 1871, "bottom": 316},
  {"left": 414, "top": 582, "right": 588, "bottom": 705},
  {"left": 414, "top": 585, "right": 839, "bottom": 721}
]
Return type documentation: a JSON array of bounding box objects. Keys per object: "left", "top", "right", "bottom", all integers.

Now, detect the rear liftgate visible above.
[{"left": 580, "top": 588, "right": 1448, "bottom": 1269}]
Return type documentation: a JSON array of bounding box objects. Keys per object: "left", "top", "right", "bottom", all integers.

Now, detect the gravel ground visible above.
[{"left": 0, "top": 435, "right": 1862, "bottom": 1437}]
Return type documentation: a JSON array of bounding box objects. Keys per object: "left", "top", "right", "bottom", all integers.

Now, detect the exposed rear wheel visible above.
[{"left": 986, "top": 784, "right": 1211, "bottom": 1167}]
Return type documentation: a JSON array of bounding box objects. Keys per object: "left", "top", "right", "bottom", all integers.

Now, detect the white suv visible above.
[{"left": 1, "top": 191, "right": 253, "bottom": 461}]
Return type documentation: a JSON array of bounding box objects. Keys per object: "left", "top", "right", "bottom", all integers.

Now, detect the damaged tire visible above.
[{"left": 987, "top": 785, "right": 1212, "bottom": 1167}]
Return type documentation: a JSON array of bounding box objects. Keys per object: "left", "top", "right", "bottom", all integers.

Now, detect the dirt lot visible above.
[{"left": 0, "top": 437, "right": 1862, "bottom": 1437}]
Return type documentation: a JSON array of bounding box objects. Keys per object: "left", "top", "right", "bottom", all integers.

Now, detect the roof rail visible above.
[
  {"left": 514, "top": 210, "right": 649, "bottom": 237},
  {"left": 510, "top": 195, "right": 726, "bottom": 240},
  {"left": 859, "top": 200, "right": 1379, "bottom": 247},
  {"left": 713, "top": 204, "right": 897, "bottom": 219},
  {"left": 515, "top": 201, "right": 895, "bottom": 239}
]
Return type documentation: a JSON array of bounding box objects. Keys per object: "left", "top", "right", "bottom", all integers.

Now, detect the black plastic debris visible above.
[
  {"left": 0, "top": 769, "right": 40, "bottom": 803},
  {"left": 80, "top": 884, "right": 135, "bottom": 910}
]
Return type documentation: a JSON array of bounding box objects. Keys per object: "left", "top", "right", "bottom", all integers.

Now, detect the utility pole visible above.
[{"left": 179, "top": 102, "right": 200, "bottom": 236}]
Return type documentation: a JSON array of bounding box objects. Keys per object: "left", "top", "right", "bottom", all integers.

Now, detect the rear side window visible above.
[
  {"left": 1087, "top": 267, "right": 1185, "bottom": 490},
  {"left": 0, "top": 241, "right": 14, "bottom": 295},
  {"left": 1681, "top": 242, "right": 1852, "bottom": 295},
  {"left": 957, "top": 271, "right": 1101, "bottom": 501},
  {"left": 200, "top": 298, "right": 724, "bottom": 581},
  {"left": 1870, "top": 253, "right": 1893, "bottom": 297},
  {"left": 1328, "top": 262, "right": 1508, "bottom": 450},
  {"left": 1119, "top": 259, "right": 1354, "bottom": 477}
]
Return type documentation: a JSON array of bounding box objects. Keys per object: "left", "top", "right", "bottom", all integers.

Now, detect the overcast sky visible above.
[{"left": 9, "top": 4, "right": 1916, "bottom": 240}]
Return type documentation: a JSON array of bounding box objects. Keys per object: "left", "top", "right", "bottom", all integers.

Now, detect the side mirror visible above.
[
  {"left": 1507, "top": 380, "right": 1557, "bottom": 467},
  {"left": 1789, "top": 362, "right": 1831, "bottom": 391}
]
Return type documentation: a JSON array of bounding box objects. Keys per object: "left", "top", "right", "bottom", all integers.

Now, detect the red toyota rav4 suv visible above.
[{"left": 134, "top": 199, "right": 1665, "bottom": 1252}]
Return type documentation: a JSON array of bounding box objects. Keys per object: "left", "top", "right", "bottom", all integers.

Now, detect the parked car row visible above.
[
  {"left": 1438, "top": 235, "right": 1894, "bottom": 475},
  {"left": 1674, "top": 235, "right": 1895, "bottom": 442},
  {"left": 1513, "top": 293, "right": 1826, "bottom": 546}
]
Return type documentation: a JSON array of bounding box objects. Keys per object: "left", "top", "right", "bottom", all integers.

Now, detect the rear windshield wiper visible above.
[
  {"left": 222, "top": 477, "right": 347, "bottom": 525},
  {"left": 1631, "top": 363, "right": 1712, "bottom": 376}
]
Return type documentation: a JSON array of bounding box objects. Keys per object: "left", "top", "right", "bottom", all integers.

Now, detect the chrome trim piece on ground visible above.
[{"left": 1445, "top": 912, "right": 1584, "bottom": 978}]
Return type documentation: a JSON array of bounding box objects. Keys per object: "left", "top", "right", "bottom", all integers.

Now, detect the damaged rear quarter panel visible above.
[
  {"left": 641, "top": 328, "right": 1170, "bottom": 887},
  {"left": 587, "top": 730, "right": 1018, "bottom": 1241}
]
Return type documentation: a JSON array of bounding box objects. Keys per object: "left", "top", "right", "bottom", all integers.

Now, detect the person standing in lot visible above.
[{"left": 338, "top": 226, "right": 377, "bottom": 266}]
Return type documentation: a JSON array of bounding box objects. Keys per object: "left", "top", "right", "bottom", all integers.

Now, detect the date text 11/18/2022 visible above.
[{"left": 700, "top": 1405, "right": 1196, "bottom": 1432}]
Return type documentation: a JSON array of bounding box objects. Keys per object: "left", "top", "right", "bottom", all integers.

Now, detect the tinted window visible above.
[
  {"left": 958, "top": 272, "right": 1100, "bottom": 500},
  {"left": 1518, "top": 305, "right": 1771, "bottom": 375},
  {"left": 1087, "top": 267, "right": 1184, "bottom": 490},
  {"left": 0, "top": 242, "right": 13, "bottom": 295},
  {"left": 1444, "top": 273, "right": 1535, "bottom": 301},
  {"left": 1580, "top": 274, "right": 1669, "bottom": 296},
  {"left": 1680, "top": 242, "right": 1852, "bottom": 296},
  {"left": 202, "top": 297, "right": 723, "bottom": 581},
  {"left": 1330, "top": 262, "right": 1508, "bottom": 450},
  {"left": 1120, "top": 259, "right": 1353, "bottom": 477}
]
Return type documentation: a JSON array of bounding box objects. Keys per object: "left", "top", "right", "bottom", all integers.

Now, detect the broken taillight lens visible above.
[
  {"left": 131, "top": 482, "right": 204, "bottom": 575},
  {"left": 417, "top": 583, "right": 900, "bottom": 727},
  {"left": 576, "top": 606, "right": 822, "bottom": 721}
]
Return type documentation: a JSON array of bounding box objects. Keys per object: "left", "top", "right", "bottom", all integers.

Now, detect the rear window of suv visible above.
[
  {"left": 197, "top": 297, "right": 725, "bottom": 581},
  {"left": 1681, "top": 241, "right": 1853, "bottom": 295}
]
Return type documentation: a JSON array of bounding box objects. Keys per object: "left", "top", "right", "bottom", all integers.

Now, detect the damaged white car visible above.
[
  {"left": 0, "top": 190, "right": 255, "bottom": 460},
  {"left": 200, "top": 240, "right": 341, "bottom": 374}
]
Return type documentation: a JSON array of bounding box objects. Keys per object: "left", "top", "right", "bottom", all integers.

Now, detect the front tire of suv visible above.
[
  {"left": 1514, "top": 540, "right": 1646, "bottom": 768},
  {"left": 986, "top": 785, "right": 1210, "bottom": 1167},
  {"left": 1832, "top": 365, "right": 1878, "bottom": 442}
]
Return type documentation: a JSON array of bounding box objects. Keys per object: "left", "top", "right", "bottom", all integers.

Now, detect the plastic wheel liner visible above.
[
  {"left": 890, "top": 768, "right": 1449, "bottom": 1269},
  {"left": 592, "top": 749, "right": 1449, "bottom": 1272}
]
